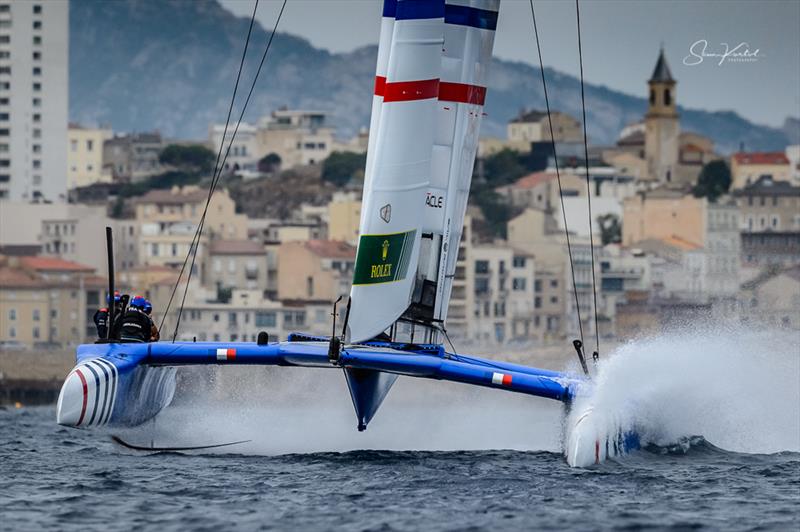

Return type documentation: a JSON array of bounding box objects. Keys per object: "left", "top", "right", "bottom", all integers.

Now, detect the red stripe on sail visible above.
[
  {"left": 374, "top": 76, "right": 387, "bottom": 97},
  {"left": 76, "top": 369, "right": 88, "bottom": 427},
  {"left": 382, "top": 78, "right": 440, "bottom": 102},
  {"left": 438, "top": 82, "right": 487, "bottom": 105}
]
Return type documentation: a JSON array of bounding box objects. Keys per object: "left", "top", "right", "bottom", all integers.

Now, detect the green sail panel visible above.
[{"left": 352, "top": 230, "right": 416, "bottom": 285}]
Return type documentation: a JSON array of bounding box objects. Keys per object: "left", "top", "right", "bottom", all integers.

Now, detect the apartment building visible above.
[
  {"left": 67, "top": 124, "right": 112, "bottom": 189},
  {"left": 507, "top": 109, "right": 582, "bottom": 144},
  {"left": 277, "top": 240, "right": 355, "bottom": 302},
  {"left": 205, "top": 239, "right": 270, "bottom": 295},
  {"left": 39, "top": 206, "right": 139, "bottom": 270},
  {"left": 170, "top": 289, "right": 331, "bottom": 343},
  {"left": 0, "top": 1, "right": 68, "bottom": 201},
  {"left": 103, "top": 132, "right": 164, "bottom": 183},
  {"left": 470, "top": 243, "right": 536, "bottom": 343},
  {"left": 209, "top": 122, "right": 258, "bottom": 173},
  {"left": 730, "top": 152, "right": 791, "bottom": 190},
  {"left": 257, "top": 109, "right": 335, "bottom": 167},
  {"left": 134, "top": 186, "right": 247, "bottom": 270},
  {"left": 328, "top": 192, "right": 361, "bottom": 245},
  {"left": 734, "top": 176, "right": 800, "bottom": 268},
  {"left": 0, "top": 255, "right": 104, "bottom": 347}
]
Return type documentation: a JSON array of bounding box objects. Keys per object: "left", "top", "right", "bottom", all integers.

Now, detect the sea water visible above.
[{"left": 1, "top": 327, "right": 798, "bottom": 530}]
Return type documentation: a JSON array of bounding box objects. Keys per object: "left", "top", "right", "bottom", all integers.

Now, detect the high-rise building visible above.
[{"left": 0, "top": 0, "right": 68, "bottom": 202}]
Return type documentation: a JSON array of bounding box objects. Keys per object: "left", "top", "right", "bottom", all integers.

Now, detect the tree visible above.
[
  {"left": 482, "top": 148, "right": 528, "bottom": 186},
  {"left": 321, "top": 151, "right": 366, "bottom": 187},
  {"left": 159, "top": 144, "right": 216, "bottom": 173},
  {"left": 597, "top": 213, "right": 622, "bottom": 245},
  {"left": 258, "top": 152, "right": 282, "bottom": 174},
  {"left": 693, "top": 160, "right": 732, "bottom": 202}
]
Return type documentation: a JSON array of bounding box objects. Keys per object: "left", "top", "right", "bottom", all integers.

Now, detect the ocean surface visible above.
[
  {"left": 2, "top": 328, "right": 799, "bottom": 530},
  {"left": 0, "top": 406, "right": 798, "bottom": 531}
]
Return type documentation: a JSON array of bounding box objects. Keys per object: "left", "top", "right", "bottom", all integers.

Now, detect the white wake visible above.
[{"left": 566, "top": 325, "right": 800, "bottom": 466}]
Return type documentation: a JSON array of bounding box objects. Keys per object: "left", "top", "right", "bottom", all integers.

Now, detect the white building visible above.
[
  {"left": 0, "top": 1, "right": 68, "bottom": 201},
  {"left": 208, "top": 122, "right": 259, "bottom": 174}
]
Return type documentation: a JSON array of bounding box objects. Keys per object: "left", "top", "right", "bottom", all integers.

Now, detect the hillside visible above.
[{"left": 69, "top": 0, "right": 796, "bottom": 153}]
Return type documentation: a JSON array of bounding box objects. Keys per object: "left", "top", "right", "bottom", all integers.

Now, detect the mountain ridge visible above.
[{"left": 69, "top": 0, "right": 797, "bottom": 153}]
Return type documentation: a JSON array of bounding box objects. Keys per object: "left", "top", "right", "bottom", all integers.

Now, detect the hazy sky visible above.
[{"left": 219, "top": 0, "right": 800, "bottom": 128}]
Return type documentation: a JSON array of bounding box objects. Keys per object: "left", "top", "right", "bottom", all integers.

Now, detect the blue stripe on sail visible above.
[
  {"left": 444, "top": 4, "right": 498, "bottom": 30},
  {"left": 395, "top": 0, "right": 445, "bottom": 20},
  {"left": 382, "top": 0, "right": 397, "bottom": 18}
]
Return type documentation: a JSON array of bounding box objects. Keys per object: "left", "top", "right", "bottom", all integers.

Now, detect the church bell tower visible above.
[{"left": 644, "top": 48, "right": 679, "bottom": 184}]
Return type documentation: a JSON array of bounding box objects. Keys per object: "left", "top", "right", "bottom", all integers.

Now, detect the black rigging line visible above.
[
  {"left": 171, "top": 0, "right": 288, "bottom": 342},
  {"left": 159, "top": 0, "right": 260, "bottom": 335},
  {"left": 528, "top": 0, "right": 585, "bottom": 348},
  {"left": 575, "top": 0, "right": 600, "bottom": 356}
]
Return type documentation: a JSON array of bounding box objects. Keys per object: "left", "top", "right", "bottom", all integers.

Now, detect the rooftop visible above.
[
  {"left": 732, "top": 152, "right": 790, "bottom": 166},
  {"left": 506, "top": 172, "right": 559, "bottom": 190},
  {"left": 305, "top": 240, "right": 356, "bottom": 259},
  {"left": 733, "top": 175, "right": 800, "bottom": 197},
  {"left": 133, "top": 187, "right": 210, "bottom": 205},
  {"left": 510, "top": 109, "right": 548, "bottom": 124},
  {"left": 649, "top": 48, "right": 674, "bottom": 83},
  {"left": 20, "top": 256, "right": 95, "bottom": 273},
  {"left": 209, "top": 239, "right": 264, "bottom": 255},
  {"left": 0, "top": 266, "right": 45, "bottom": 288}
]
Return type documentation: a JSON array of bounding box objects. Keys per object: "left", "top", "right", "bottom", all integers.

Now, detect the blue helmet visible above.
[
  {"left": 130, "top": 295, "right": 146, "bottom": 310},
  {"left": 106, "top": 290, "right": 121, "bottom": 304},
  {"left": 143, "top": 300, "right": 153, "bottom": 315}
]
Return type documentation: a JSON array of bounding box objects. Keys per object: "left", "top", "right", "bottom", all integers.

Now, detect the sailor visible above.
[
  {"left": 118, "top": 295, "right": 153, "bottom": 343},
  {"left": 92, "top": 307, "right": 109, "bottom": 339},
  {"left": 93, "top": 291, "right": 122, "bottom": 339},
  {"left": 142, "top": 299, "right": 160, "bottom": 342}
]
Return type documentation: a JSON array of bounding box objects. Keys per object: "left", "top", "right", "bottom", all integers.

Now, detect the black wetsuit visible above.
[
  {"left": 93, "top": 308, "right": 109, "bottom": 339},
  {"left": 118, "top": 308, "right": 153, "bottom": 343}
]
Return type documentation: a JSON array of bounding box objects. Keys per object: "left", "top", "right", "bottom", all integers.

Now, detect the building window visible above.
[
  {"left": 33, "top": 4, "right": 42, "bottom": 14},
  {"left": 33, "top": 20, "right": 42, "bottom": 30},
  {"left": 228, "top": 312, "right": 237, "bottom": 326},
  {"left": 33, "top": 51, "right": 40, "bottom": 61},
  {"left": 255, "top": 311, "right": 276, "bottom": 327},
  {"left": 475, "top": 260, "right": 489, "bottom": 274},
  {"left": 550, "top": 279, "right": 558, "bottom": 288},
  {"left": 151, "top": 243, "right": 159, "bottom": 256},
  {"left": 33, "top": 82, "right": 41, "bottom": 91},
  {"left": 8, "top": 308, "right": 16, "bottom": 320},
  {"left": 8, "top": 326, "right": 15, "bottom": 338},
  {"left": 534, "top": 296, "right": 542, "bottom": 309},
  {"left": 0, "top": 66, "right": 9, "bottom": 74},
  {"left": 512, "top": 256, "right": 526, "bottom": 268},
  {"left": 32, "top": 144, "right": 41, "bottom": 154},
  {"left": 664, "top": 89, "right": 671, "bottom": 106},
  {"left": 32, "top": 67, "right": 41, "bottom": 76},
  {"left": 33, "top": 36, "right": 41, "bottom": 45},
  {"left": 0, "top": 36, "right": 9, "bottom": 45},
  {"left": 306, "top": 276, "right": 314, "bottom": 297},
  {"left": 0, "top": 5, "right": 9, "bottom": 13},
  {"left": 512, "top": 278, "right": 526, "bottom": 291},
  {"left": 171, "top": 243, "right": 177, "bottom": 256},
  {"left": 32, "top": 128, "right": 41, "bottom": 138},
  {"left": 33, "top": 113, "right": 41, "bottom": 122},
  {"left": 33, "top": 327, "right": 40, "bottom": 339},
  {"left": 0, "top": 51, "right": 7, "bottom": 59},
  {"left": 86, "top": 139, "right": 93, "bottom": 151},
  {"left": 0, "top": 113, "right": 7, "bottom": 121}
]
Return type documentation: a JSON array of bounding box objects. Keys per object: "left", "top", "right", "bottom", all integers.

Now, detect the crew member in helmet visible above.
[
  {"left": 93, "top": 291, "right": 122, "bottom": 340},
  {"left": 118, "top": 295, "right": 153, "bottom": 343},
  {"left": 142, "top": 299, "right": 160, "bottom": 342}
]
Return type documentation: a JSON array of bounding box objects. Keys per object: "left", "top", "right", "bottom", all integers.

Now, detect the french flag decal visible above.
[
  {"left": 213, "top": 348, "right": 236, "bottom": 361},
  {"left": 491, "top": 372, "right": 512, "bottom": 386}
]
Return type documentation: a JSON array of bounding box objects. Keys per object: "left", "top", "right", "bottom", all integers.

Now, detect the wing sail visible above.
[{"left": 347, "top": 0, "right": 446, "bottom": 343}]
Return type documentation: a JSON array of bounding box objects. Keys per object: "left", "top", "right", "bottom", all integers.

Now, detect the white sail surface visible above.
[
  {"left": 359, "top": 0, "right": 397, "bottom": 229},
  {"left": 347, "top": 0, "right": 446, "bottom": 343},
  {"left": 431, "top": 0, "right": 500, "bottom": 322}
]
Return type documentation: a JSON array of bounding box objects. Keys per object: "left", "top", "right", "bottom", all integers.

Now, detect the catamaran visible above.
[{"left": 55, "top": 0, "right": 638, "bottom": 467}]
